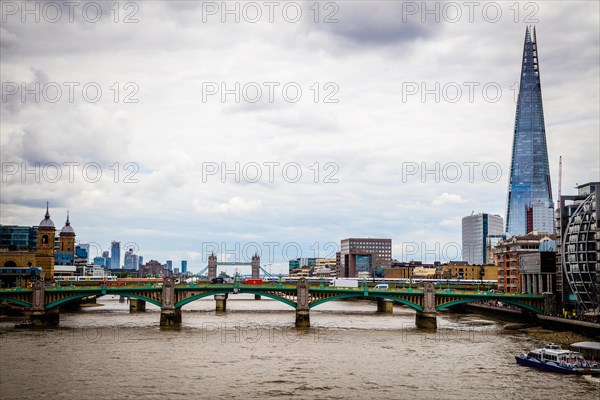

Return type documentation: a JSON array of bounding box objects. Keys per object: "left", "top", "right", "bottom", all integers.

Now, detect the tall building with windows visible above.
[
  {"left": 337, "top": 238, "right": 392, "bottom": 278},
  {"left": 506, "top": 27, "right": 554, "bottom": 237},
  {"left": 123, "top": 247, "right": 139, "bottom": 270},
  {"left": 555, "top": 182, "right": 599, "bottom": 316},
  {"left": 462, "top": 213, "right": 504, "bottom": 265},
  {"left": 181, "top": 260, "right": 187, "bottom": 274},
  {"left": 110, "top": 241, "right": 121, "bottom": 269},
  {"left": 494, "top": 232, "right": 555, "bottom": 293},
  {"left": 0, "top": 225, "right": 38, "bottom": 250}
]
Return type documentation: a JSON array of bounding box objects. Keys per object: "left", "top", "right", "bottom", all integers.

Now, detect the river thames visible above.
[{"left": 1, "top": 295, "right": 598, "bottom": 399}]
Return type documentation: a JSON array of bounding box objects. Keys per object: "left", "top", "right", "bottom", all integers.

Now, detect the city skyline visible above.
[{"left": 1, "top": 2, "right": 598, "bottom": 271}]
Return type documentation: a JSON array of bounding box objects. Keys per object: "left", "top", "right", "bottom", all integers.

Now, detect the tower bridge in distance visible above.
[{"left": 0, "top": 279, "right": 552, "bottom": 329}]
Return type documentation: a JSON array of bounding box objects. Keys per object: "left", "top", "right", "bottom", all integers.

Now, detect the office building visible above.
[
  {"left": 124, "top": 247, "right": 139, "bottom": 270},
  {"left": 555, "top": 182, "right": 599, "bottom": 316},
  {"left": 288, "top": 258, "right": 316, "bottom": 274},
  {"left": 519, "top": 251, "right": 556, "bottom": 294},
  {"left": 494, "top": 232, "right": 555, "bottom": 293},
  {"left": 337, "top": 238, "right": 392, "bottom": 278},
  {"left": 0, "top": 204, "right": 58, "bottom": 284},
  {"left": 462, "top": 213, "right": 504, "bottom": 265},
  {"left": 93, "top": 257, "right": 107, "bottom": 267},
  {"left": 181, "top": 260, "right": 187, "bottom": 274},
  {"left": 0, "top": 225, "right": 38, "bottom": 251},
  {"left": 506, "top": 27, "right": 554, "bottom": 236},
  {"left": 75, "top": 244, "right": 89, "bottom": 263},
  {"left": 110, "top": 241, "right": 121, "bottom": 269}
]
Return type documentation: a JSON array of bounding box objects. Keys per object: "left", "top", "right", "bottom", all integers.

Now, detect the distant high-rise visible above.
[
  {"left": 110, "top": 241, "right": 121, "bottom": 269},
  {"left": 123, "top": 247, "right": 139, "bottom": 270},
  {"left": 506, "top": 27, "right": 554, "bottom": 237},
  {"left": 462, "top": 213, "right": 504, "bottom": 265},
  {"left": 181, "top": 260, "right": 187, "bottom": 274},
  {"left": 166, "top": 260, "right": 173, "bottom": 271},
  {"left": 76, "top": 243, "right": 90, "bottom": 262}
]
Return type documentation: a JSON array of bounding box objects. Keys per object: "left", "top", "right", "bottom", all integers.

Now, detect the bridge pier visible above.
[
  {"left": 160, "top": 309, "right": 182, "bottom": 326},
  {"left": 26, "top": 281, "right": 59, "bottom": 327},
  {"left": 415, "top": 282, "right": 437, "bottom": 329},
  {"left": 29, "top": 308, "right": 59, "bottom": 327},
  {"left": 254, "top": 294, "right": 262, "bottom": 300},
  {"left": 295, "top": 278, "right": 310, "bottom": 328},
  {"left": 415, "top": 311, "right": 437, "bottom": 329},
  {"left": 215, "top": 294, "right": 227, "bottom": 312},
  {"left": 377, "top": 298, "right": 393, "bottom": 313},
  {"left": 129, "top": 299, "right": 146, "bottom": 312},
  {"left": 160, "top": 277, "right": 181, "bottom": 327}
]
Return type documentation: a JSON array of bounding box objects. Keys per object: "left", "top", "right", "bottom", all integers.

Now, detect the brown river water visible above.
[{"left": 1, "top": 295, "right": 598, "bottom": 399}]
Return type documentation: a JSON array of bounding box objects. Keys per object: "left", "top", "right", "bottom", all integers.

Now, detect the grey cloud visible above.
[{"left": 310, "top": 2, "right": 438, "bottom": 46}]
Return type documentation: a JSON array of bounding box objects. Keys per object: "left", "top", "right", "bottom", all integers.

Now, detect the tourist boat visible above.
[{"left": 515, "top": 343, "right": 600, "bottom": 375}]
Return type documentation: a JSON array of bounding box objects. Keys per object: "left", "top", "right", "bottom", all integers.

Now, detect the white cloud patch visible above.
[
  {"left": 432, "top": 193, "right": 465, "bottom": 206},
  {"left": 215, "top": 197, "right": 262, "bottom": 213}
]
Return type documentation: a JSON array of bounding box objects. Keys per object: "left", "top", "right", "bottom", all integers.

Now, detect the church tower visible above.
[
  {"left": 59, "top": 212, "right": 76, "bottom": 253},
  {"left": 36, "top": 203, "right": 56, "bottom": 279},
  {"left": 55, "top": 211, "right": 77, "bottom": 269}
]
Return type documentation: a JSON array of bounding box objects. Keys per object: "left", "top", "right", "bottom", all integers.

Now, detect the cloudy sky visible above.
[{"left": 1, "top": 1, "right": 598, "bottom": 272}]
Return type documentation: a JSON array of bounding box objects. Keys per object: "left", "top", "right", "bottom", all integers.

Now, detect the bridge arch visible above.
[
  {"left": 45, "top": 293, "right": 103, "bottom": 310},
  {"left": 436, "top": 298, "right": 543, "bottom": 314},
  {"left": 0, "top": 296, "right": 31, "bottom": 308},
  {"left": 309, "top": 293, "right": 423, "bottom": 311},
  {"left": 44, "top": 291, "right": 163, "bottom": 310},
  {"left": 175, "top": 289, "right": 296, "bottom": 309},
  {"left": 107, "top": 292, "right": 162, "bottom": 308}
]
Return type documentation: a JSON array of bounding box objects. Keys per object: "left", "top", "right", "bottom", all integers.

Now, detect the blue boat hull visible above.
[{"left": 515, "top": 355, "right": 579, "bottom": 375}]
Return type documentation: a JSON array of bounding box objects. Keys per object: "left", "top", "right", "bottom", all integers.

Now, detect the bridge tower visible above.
[
  {"left": 251, "top": 253, "right": 260, "bottom": 279},
  {"left": 251, "top": 253, "right": 261, "bottom": 299},
  {"left": 207, "top": 252, "right": 217, "bottom": 280},
  {"left": 415, "top": 282, "right": 437, "bottom": 329}
]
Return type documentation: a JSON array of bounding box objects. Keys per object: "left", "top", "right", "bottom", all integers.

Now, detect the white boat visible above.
[{"left": 515, "top": 343, "right": 600, "bottom": 375}]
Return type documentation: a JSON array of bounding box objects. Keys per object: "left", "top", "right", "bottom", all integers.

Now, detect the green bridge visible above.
[{"left": 0, "top": 278, "right": 551, "bottom": 329}]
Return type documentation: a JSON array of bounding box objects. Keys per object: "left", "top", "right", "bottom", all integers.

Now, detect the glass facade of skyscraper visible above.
[
  {"left": 110, "top": 241, "right": 121, "bottom": 269},
  {"left": 462, "top": 213, "right": 504, "bottom": 265},
  {"left": 506, "top": 27, "right": 554, "bottom": 237},
  {"left": 181, "top": 260, "right": 187, "bottom": 274}
]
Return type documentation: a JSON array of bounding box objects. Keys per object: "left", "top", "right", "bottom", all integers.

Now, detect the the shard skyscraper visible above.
[{"left": 505, "top": 27, "right": 554, "bottom": 237}]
